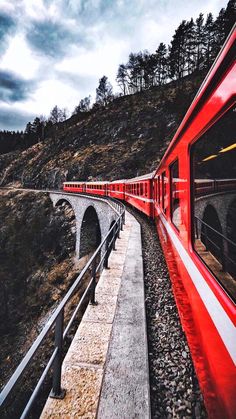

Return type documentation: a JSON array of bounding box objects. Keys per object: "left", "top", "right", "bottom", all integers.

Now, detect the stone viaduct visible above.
[{"left": 49, "top": 192, "right": 122, "bottom": 260}]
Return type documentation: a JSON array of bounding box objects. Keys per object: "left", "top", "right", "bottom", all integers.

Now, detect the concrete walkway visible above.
[{"left": 41, "top": 211, "right": 150, "bottom": 419}]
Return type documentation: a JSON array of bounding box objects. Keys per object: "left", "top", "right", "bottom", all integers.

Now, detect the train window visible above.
[
  {"left": 145, "top": 183, "right": 147, "bottom": 196},
  {"left": 158, "top": 176, "right": 161, "bottom": 204},
  {"left": 162, "top": 172, "right": 166, "bottom": 213},
  {"left": 140, "top": 184, "right": 143, "bottom": 195},
  {"left": 191, "top": 105, "right": 236, "bottom": 301},
  {"left": 137, "top": 184, "right": 140, "bottom": 196},
  {"left": 170, "top": 160, "right": 181, "bottom": 230}
]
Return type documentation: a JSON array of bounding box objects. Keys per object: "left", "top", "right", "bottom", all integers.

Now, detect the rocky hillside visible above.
[
  {"left": 0, "top": 189, "right": 79, "bottom": 388},
  {"left": 0, "top": 74, "right": 204, "bottom": 189}
]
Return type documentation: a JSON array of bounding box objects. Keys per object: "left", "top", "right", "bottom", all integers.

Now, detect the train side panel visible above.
[
  {"left": 109, "top": 181, "right": 125, "bottom": 200},
  {"left": 125, "top": 178, "right": 154, "bottom": 217}
]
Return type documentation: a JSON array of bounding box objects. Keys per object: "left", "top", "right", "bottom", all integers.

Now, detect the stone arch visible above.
[
  {"left": 54, "top": 198, "right": 76, "bottom": 254},
  {"left": 226, "top": 198, "right": 236, "bottom": 277},
  {"left": 201, "top": 204, "right": 223, "bottom": 261},
  {"left": 79, "top": 206, "right": 101, "bottom": 259},
  {"left": 55, "top": 198, "right": 73, "bottom": 208}
]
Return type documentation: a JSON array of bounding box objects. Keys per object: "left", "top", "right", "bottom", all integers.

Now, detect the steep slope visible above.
[{"left": 0, "top": 74, "right": 204, "bottom": 189}]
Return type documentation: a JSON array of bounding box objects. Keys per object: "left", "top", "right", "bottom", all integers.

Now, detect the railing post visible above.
[
  {"left": 195, "top": 218, "right": 199, "bottom": 239},
  {"left": 121, "top": 215, "right": 123, "bottom": 231},
  {"left": 112, "top": 225, "right": 116, "bottom": 250},
  {"left": 50, "top": 310, "right": 66, "bottom": 399},
  {"left": 90, "top": 257, "right": 98, "bottom": 305},
  {"left": 221, "top": 242, "right": 226, "bottom": 272},
  {"left": 104, "top": 237, "right": 109, "bottom": 269},
  {"left": 117, "top": 219, "right": 121, "bottom": 239}
]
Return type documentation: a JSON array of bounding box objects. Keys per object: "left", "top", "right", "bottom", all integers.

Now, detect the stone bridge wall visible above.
[
  {"left": 49, "top": 192, "right": 120, "bottom": 260},
  {"left": 194, "top": 192, "right": 236, "bottom": 238}
]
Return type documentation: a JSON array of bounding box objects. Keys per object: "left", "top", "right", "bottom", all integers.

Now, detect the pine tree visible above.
[
  {"left": 195, "top": 13, "right": 205, "bottom": 71},
  {"left": 116, "top": 64, "right": 128, "bottom": 95},
  {"left": 169, "top": 21, "right": 189, "bottom": 80},
  {"left": 204, "top": 13, "right": 215, "bottom": 69},
  {"left": 154, "top": 43, "right": 168, "bottom": 85},
  {"left": 96, "top": 76, "right": 113, "bottom": 106},
  {"left": 224, "top": 0, "right": 236, "bottom": 36},
  {"left": 211, "top": 8, "right": 227, "bottom": 61},
  {"left": 185, "top": 18, "right": 196, "bottom": 75}
]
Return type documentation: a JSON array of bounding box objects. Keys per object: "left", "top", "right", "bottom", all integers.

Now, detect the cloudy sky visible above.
[{"left": 0, "top": 0, "right": 225, "bottom": 131}]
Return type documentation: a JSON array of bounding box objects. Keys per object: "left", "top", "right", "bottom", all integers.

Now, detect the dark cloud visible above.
[
  {"left": 0, "top": 107, "right": 35, "bottom": 131},
  {"left": 0, "top": 71, "right": 36, "bottom": 103},
  {"left": 26, "top": 18, "right": 87, "bottom": 59},
  {"left": 0, "top": 12, "right": 17, "bottom": 54},
  {"left": 56, "top": 70, "right": 97, "bottom": 89}
]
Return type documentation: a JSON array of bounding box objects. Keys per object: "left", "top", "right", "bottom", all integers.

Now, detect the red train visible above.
[{"left": 63, "top": 25, "right": 236, "bottom": 418}]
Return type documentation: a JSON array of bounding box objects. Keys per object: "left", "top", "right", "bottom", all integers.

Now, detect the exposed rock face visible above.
[
  {"left": 0, "top": 74, "right": 204, "bottom": 189},
  {"left": 0, "top": 189, "right": 77, "bottom": 388}
]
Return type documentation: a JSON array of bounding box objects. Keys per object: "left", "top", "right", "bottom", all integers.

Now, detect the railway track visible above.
[{"left": 127, "top": 207, "right": 207, "bottom": 419}]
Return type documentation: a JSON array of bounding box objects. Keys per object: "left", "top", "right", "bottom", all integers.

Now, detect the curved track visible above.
[{"left": 127, "top": 207, "right": 207, "bottom": 418}]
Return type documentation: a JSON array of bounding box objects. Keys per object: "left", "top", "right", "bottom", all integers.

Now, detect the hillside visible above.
[{"left": 0, "top": 74, "right": 204, "bottom": 189}]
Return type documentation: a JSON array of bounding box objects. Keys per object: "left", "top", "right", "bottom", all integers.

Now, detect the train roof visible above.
[
  {"left": 63, "top": 181, "right": 84, "bottom": 184},
  {"left": 85, "top": 181, "right": 108, "bottom": 184},
  {"left": 63, "top": 180, "right": 108, "bottom": 184},
  {"left": 155, "top": 23, "right": 236, "bottom": 174},
  {"left": 125, "top": 171, "right": 155, "bottom": 182}
]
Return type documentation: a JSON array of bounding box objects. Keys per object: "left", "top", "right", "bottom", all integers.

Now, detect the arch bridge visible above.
[{"left": 49, "top": 192, "right": 122, "bottom": 260}]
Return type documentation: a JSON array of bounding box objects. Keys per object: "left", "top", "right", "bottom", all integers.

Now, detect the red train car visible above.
[
  {"left": 63, "top": 181, "right": 108, "bottom": 196},
  {"left": 85, "top": 181, "right": 108, "bottom": 196},
  {"left": 124, "top": 172, "right": 154, "bottom": 217},
  {"left": 109, "top": 180, "right": 126, "bottom": 200},
  {"left": 154, "top": 26, "right": 236, "bottom": 418},
  {"left": 63, "top": 181, "right": 85, "bottom": 193}
]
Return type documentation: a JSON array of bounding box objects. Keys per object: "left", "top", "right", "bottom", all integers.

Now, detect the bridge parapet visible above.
[{"left": 49, "top": 192, "right": 120, "bottom": 260}]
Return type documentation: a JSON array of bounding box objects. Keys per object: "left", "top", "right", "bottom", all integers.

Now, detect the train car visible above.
[
  {"left": 125, "top": 172, "right": 155, "bottom": 217},
  {"left": 109, "top": 180, "right": 126, "bottom": 200},
  {"left": 85, "top": 181, "right": 108, "bottom": 196},
  {"left": 63, "top": 181, "right": 86, "bottom": 193},
  {"left": 153, "top": 25, "right": 236, "bottom": 418}
]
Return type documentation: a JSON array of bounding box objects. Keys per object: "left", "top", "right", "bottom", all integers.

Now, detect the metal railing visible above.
[
  {"left": 0, "top": 199, "right": 125, "bottom": 419},
  {"left": 194, "top": 216, "right": 236, "bottom": 271}
]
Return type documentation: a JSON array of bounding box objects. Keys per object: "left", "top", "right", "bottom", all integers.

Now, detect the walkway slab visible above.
[
  {"left": 97, "top": 217, "right": 151, "bottom": 419},
  {"left": 41, "top": 211, "right": 150, "bottom": 419}
]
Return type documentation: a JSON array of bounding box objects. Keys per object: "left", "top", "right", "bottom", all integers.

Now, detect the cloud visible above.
[
  {"left": 0, "top": 71, "right": 36, "bottom": 103},
  {"left": 0, "top": 12, "right": 17, "bottom": 54},
  {"left": 26, "top": 17, "right": 89, "bottom": 59},
  {"left": 0, "top": 107, "right": 35, "bottom": 131}
]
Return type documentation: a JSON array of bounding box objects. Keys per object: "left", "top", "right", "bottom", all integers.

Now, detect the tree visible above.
[
  {"left": 73, "top": 96, "right": 91, "bottom": 114},
  {"left": 195, "top": 14, "right": 205, "bottom": 71},
  {"left": 49, "top": 106, "right": 67, "bottom": 124},
  {"left": 168, "top": 20, "right": 189, "bottom": 80},
  {"left": 204, "top": 13, "right": 215, "bottom": 69},
  {"left": 96, "top": 76, "right": 113, "bottom": 106},
  {"left": 116, "top": 64, "right": 128, "bottom": 95},
  {"left": 224, "top": 0, "right": 236, "bottom": 37},
  {"left": 154, "top": 43, "right": 168, "bottom": 85},
  {"left": 211, "top": 8, "right": 227, "bottom": 61}
]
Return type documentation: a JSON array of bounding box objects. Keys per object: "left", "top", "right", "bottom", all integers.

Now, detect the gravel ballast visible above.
[{"left": 127, "top": 207, "right": 207, "bottom": 419}]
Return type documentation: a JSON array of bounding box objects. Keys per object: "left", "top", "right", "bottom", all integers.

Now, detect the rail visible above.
[
  {"left": 0, "top": 197, "right": 125, "bottom": 418},
  {"left": 195, "top": 216, "right": 236, "bottom": 271}
]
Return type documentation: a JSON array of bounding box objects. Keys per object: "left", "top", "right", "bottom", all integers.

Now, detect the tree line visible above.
[
  {"left": 0, "top": 0, "right": 235, "bottom": 155},
  {"left": 116, "top": 1, "right": 235, "bottom": 94}
]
